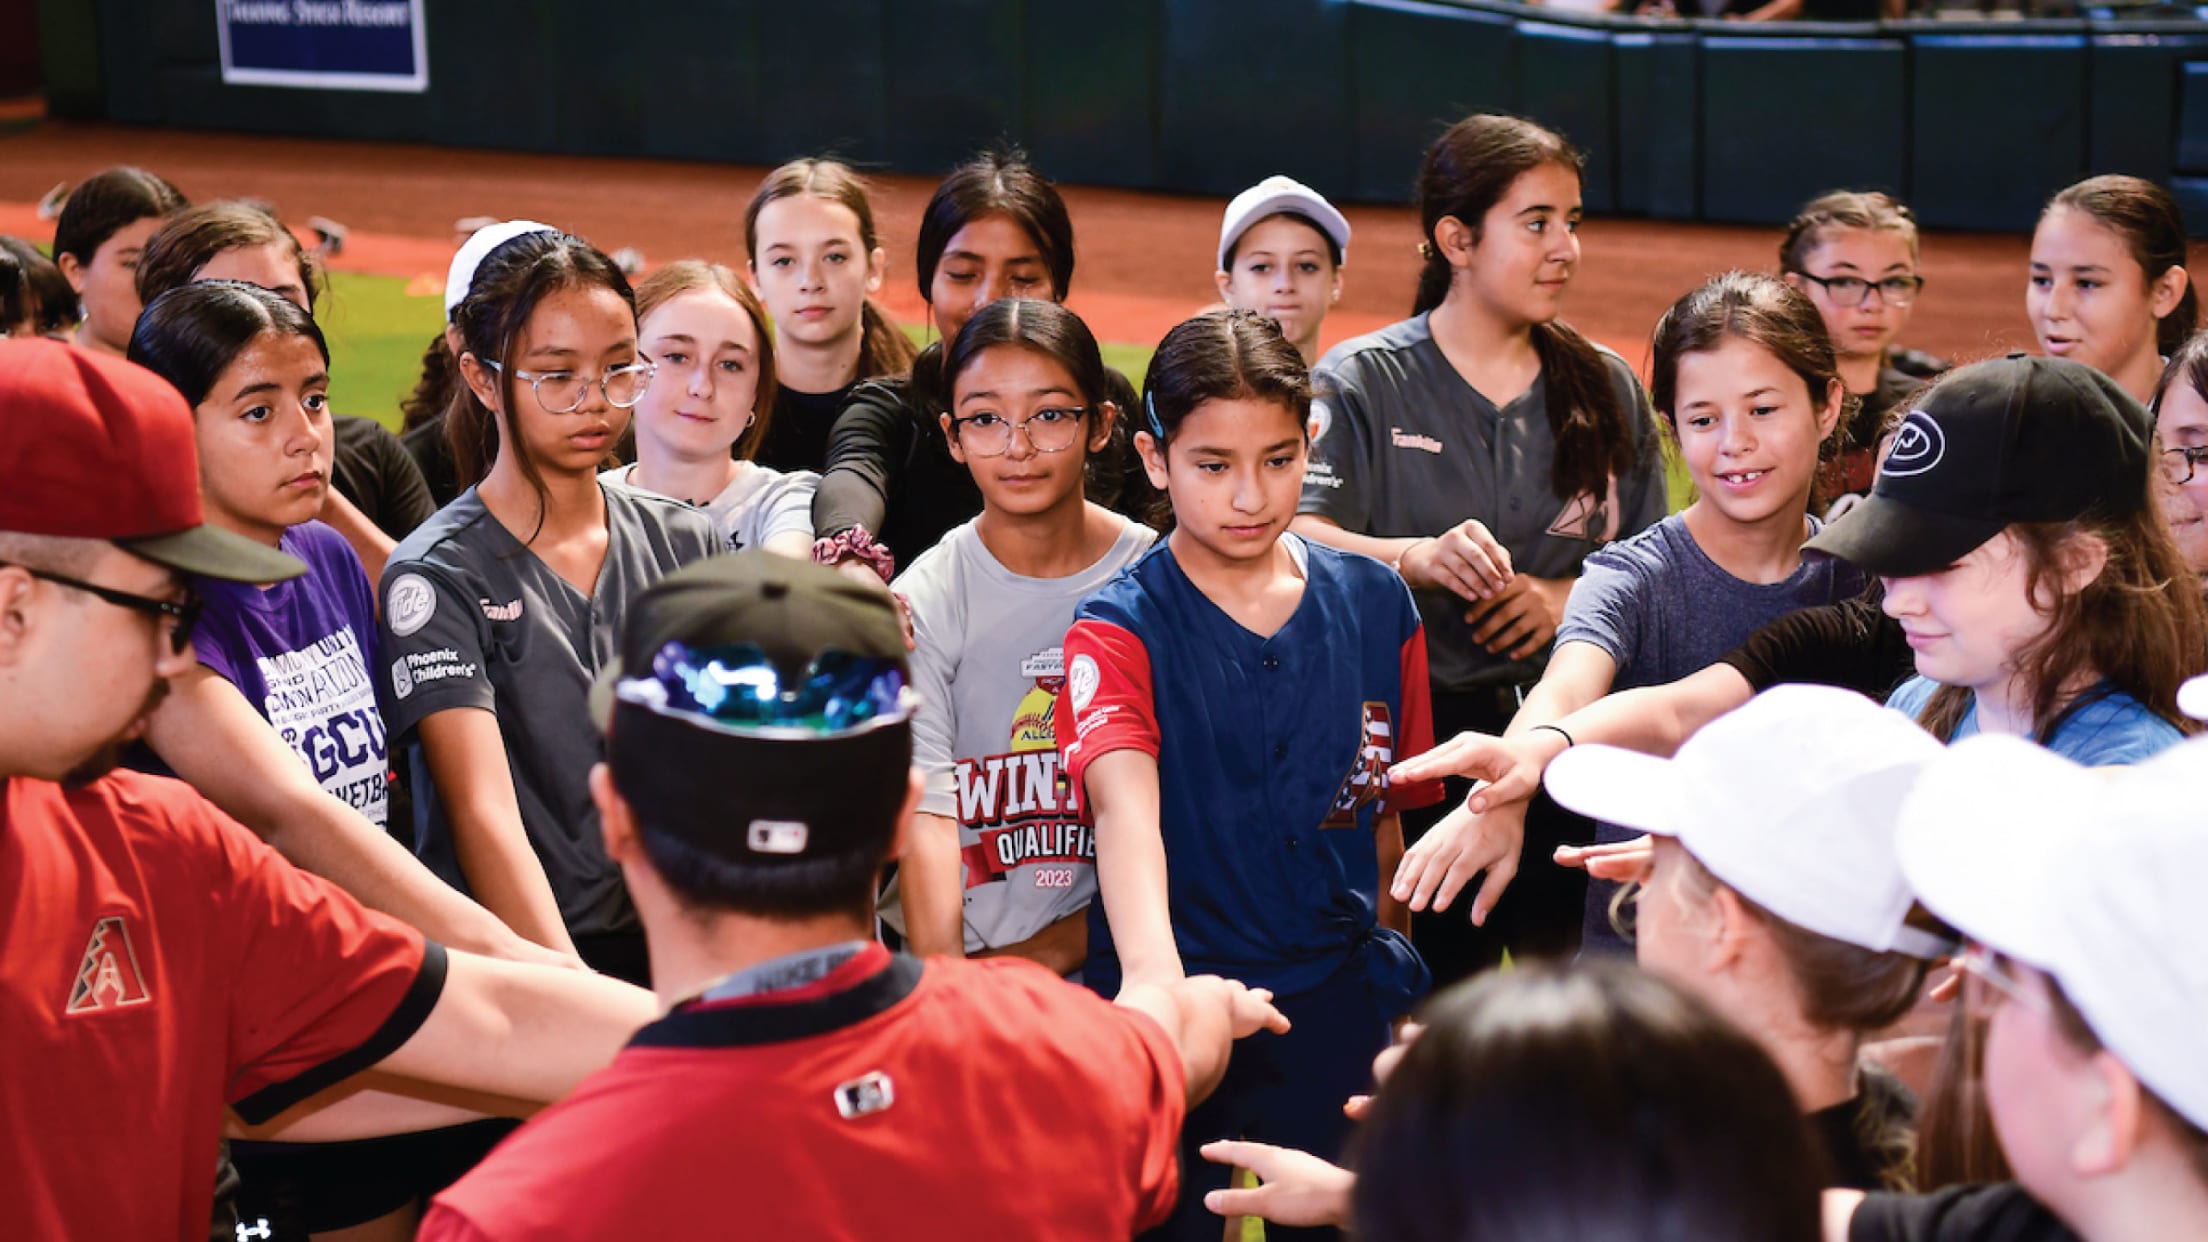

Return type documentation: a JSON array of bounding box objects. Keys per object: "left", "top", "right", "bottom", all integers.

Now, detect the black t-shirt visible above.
[
  {"left": 759, "top": 382, "right": 855, "bottom": 476},
  {"left": 1851, "top": 1184, "right": 2078, "bottom": 1242},
  {"left": 400, "top": 414, "right": 464, "bottom": 511},
  {"left": 1718, "top": 592, "right": 1915, "bottom": 702},
  {"left": 332, "top": 415, "right": 438, "bottom": 542}
]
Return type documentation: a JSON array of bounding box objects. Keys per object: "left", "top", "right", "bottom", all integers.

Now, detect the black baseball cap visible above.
[
  {"left": 1804, "top": 354, "right": 2152, "bottom": 578},
  {"left": 592, "top": 553, "right": 915, "bottom": 864}
]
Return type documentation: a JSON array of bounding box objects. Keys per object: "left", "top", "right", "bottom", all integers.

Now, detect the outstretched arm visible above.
[{"left": 146, "top": 667, "right": 566, "bottom": 966}]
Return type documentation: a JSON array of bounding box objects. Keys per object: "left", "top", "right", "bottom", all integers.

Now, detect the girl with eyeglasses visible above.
[
  {"left": 1060, "top": 308, "right": 1444, "bottom": 1242},
  {"left": 2030, "top": 175, "right": 2196, "bottom": 405},
  {"left": 812, "top": 149, "right": 1153, "bottom": 582},
  {"left": 379, "top": 230, "right": 723, "bottom": 984},
  {"left": 2151, "top": 332, "right": 2208, "bottom": 584},
  {"left": 603, "top": 261, "right": 817, "bottom": 557},
  {"left": 1779, "top": 191, "right": 1937, "bottom": 506},
  {"left": 877, "top": 298, "right": 1156, "bottom": 975}
]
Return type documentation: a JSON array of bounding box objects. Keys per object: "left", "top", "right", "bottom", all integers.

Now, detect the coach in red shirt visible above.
[
  {"left": 0, "top": 339, "right": 657, "bottom": 1239},
  {"left": 420, "top": 553, "right": 1288, "bottom": 1240}
]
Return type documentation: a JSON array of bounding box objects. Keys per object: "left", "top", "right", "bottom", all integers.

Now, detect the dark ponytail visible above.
[
  {"left": 444, "top": 231, "right": 634, "bottom": 532},
  {"left": 1141, "top": 308, "right": 1312, "bottom": 443},
  {"left": 401, "top": 333, "right": 458, "bottom": 434},
  {"left": 2049, "top": 174, "right": 2197, "bottom": 356},
  {"left": 1414, "top": 115, "right": 1639, "bottom": 505}
]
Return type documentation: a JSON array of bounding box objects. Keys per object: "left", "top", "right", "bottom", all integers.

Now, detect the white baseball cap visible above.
[
  {"left": 445, "top": 219, "right": 559, "bottom": 321},
  {"left": 1897, "top": 732, "right": 2208, "bottom": 1130},
  {"left": 1544, "top": 684, "right": 1951, "bottom": 958},
  {"left": 2180, "top": 673, "right": 2208, "bottom": 723},
  {"left": 1217, "top": 176, "right": 1351, "bottom": 272}
]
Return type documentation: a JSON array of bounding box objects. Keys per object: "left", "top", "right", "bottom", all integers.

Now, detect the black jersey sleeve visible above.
[{"left": 1717, "top": 593, "right": 1914, "bottom": 702}]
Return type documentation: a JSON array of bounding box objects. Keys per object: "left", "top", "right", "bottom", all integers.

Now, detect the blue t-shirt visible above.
[
  {"left": 1885, "top": 677, "right": 2182, "bottom": 764},
  {"left": 1057, "top": 536, "right": 1444, "bottom": 1008},
  {"left": 190, "top": 521, "right": 389, "bottom": 827},
  {"left": 1557, "top": 513, "right": 1869, "bottom": 691}
]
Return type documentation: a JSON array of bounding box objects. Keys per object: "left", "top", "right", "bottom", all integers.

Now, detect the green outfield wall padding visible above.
[
  {"left": 1909, "top": 30, "right": 2089, "bottom": 231},
  {"left": 1698, "top": 35, "right": 1907, "bottom": 225},
  {"left": 1347, "top": 0, "right": 1519, "bottom": 204},
  {"left": 43, "top": 0, "right": 2200, "bottom": 233},
  {"left": 1156, "top": 0, "right": 1355, "bottom": 198}
]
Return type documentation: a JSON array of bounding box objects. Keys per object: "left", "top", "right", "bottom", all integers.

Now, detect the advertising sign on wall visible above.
[{"left": 216, "top": 0, "right": 427, "bottom": 93}]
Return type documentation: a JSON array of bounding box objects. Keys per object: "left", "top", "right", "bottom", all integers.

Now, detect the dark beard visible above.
[{"left": 61, "top": 679, "right": 171, "bottom": 789}]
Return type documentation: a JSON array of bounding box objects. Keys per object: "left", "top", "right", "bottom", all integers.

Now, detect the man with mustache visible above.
[{"left": 0, "top": 338, "right": 657, "bottom": 1240}]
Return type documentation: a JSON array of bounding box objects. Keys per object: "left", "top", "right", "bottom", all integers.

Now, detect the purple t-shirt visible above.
[{"left": 191, "top": 521, "right": 389, "bottom": 828}]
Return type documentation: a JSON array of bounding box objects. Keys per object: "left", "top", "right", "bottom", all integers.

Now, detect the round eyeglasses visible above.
[
  {"left": 2159, "top": 444, "right": 2208, "bottom": 486},
  {"left": 947, "top": 407, "right": 1088, "bottom": 457},
  {"left": 1794, "top": 272, "right": 1925, "bottom": 309},
  {"left": 483, "top": 359, "right": 654, "bottom": 414}
]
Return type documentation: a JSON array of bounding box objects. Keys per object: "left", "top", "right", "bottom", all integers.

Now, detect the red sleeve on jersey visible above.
[
  {"left": 196, "top": 793, "right": 441, "bottom": 1120},
  {"left": 1057, "top": 618, "right": 1160, "bottom": 796},
  {"left": 1382, "top": 627, "right": 1446, "bottom": 814},
  {"left": 413, "top": 1204, "right": 496, "bottom": 1242}
]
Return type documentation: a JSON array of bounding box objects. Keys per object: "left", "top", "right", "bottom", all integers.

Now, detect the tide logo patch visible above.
[
  {"left": 387, "top": 573, "right": 436, "bottom": 637},
  {"left": 65, "top": 916, "right": 151, "bottom": 1015}
]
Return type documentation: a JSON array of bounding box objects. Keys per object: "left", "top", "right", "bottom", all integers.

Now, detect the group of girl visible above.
[{"left": 48, "top": 99, "right": 2208, "bottom": 1242}]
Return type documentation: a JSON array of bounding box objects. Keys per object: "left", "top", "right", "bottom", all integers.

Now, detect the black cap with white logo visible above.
[{"left": 1804, "top": 354, "right": 2152, "bottom": 578}]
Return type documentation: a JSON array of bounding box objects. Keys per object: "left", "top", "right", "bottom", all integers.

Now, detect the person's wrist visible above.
[{"left": 1391, "top": 537, "right": 1431, "bottom": 583}]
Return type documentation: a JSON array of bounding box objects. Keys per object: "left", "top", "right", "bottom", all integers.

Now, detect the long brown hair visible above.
[
  {"left": 742, "top": 158, "right": 917, "bottom": 383},
  {"left": 1413, "top": 114, "right": 1641, "bottom": 507},
  {"left": 2047, "top": 175, "right": 2198, "bottom": 356},
  {"left": 633, "top": 260, "right": 780, "bottom": 461},
  {"left": 445, "top": 231, "right": 635, "bottom": 531},
  {"left": 1914, "top": 512, "right": 2207, "bottom": 743}
]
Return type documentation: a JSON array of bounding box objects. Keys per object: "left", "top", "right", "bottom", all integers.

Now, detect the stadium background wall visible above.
[{"left": 37, "top": 0, "right": 2208, "bottom": 231}]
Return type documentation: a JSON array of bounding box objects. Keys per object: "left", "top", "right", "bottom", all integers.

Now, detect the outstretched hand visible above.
[
  {"left": 1388, "top": 727, "right": 1563, "bottom": 814},
  {"left": 1390, "top": 798, "right": 1528, "bottom": 925},
  {"left": 1200, "top": 1141, "right": 1354, "bottom": 1229},
  {"left": 1552, "top": 835, "right": 1656, "bottom": 884}
]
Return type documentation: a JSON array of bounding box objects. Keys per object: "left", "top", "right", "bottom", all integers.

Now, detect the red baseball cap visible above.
[{"left": 0, "top": 338, "right": 305, "bottom": 582}]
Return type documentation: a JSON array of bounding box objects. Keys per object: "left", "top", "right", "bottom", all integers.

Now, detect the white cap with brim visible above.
[
  {"left": 1218, "top": 175, "right": 1350, "bottom": 271},
  {"left": 1544, "top": 683, "right": 1951, "bottom": 959},
  {"left": 1898, "top": 733, "right": 2208, "bottom": 1131},
  {"left": 2181, "top": 674, "right": 2208, "bottom": 723},
  {"left": 445, "top": 220, "right": 559, "bottom": 321}
]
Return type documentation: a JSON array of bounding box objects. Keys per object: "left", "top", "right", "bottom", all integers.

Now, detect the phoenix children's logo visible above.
[
  {"left": 1324, "top": 702, "right": 1396, "bottom": 827},
  {"left": 1882, "top": 411, "right": 1946, "bottom": 478},
  {"left": 65, "top": 917, "right": 151, "bottom": 1015}
]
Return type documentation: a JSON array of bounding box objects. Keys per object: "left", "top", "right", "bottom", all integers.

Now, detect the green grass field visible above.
[{"left": 314, "top": 270, "right": 1162, "bottom": 434}]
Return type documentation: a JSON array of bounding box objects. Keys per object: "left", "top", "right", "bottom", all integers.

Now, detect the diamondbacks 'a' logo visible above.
[
  {"left": 1324, "top": 702, "right": 1395, "bottom": 826},
  {"left": 65, "top": 916, "right": 151, "bottom": 1015}
]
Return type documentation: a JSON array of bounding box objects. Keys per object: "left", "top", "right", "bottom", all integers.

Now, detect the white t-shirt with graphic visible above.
[{"left": 880, "top": 512, "right": 1157, "bottom": 953}]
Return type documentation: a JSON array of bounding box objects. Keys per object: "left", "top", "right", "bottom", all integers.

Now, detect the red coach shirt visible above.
[
  {"left": 420, "top": 945, "right": 1184, "bottom": 1241},
  {"left": 0, "top": 771, "right": 445, "bottom": 1239}
]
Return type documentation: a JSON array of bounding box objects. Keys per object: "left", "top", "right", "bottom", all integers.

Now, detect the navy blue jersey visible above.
[{"left": 1057, "top": 536, "right": 1444, "bottom": 1001}]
